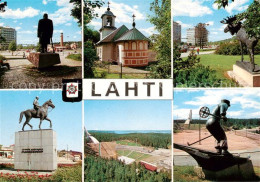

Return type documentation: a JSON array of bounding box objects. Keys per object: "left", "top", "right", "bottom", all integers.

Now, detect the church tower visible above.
[{"left": 100, "top": 1, "right": 117, "bottom": 40}]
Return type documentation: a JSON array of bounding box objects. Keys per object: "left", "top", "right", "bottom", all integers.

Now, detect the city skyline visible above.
[
  {"left": 173, "top": 0, "right": 254, "bottom": 42},
  {"left": 0, "top": 0, "right": 81, "bottom": 45}
]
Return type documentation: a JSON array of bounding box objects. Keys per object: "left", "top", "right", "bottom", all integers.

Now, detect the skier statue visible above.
[{"left": 206, "top": 99, "right": 231, "bottom": 155}]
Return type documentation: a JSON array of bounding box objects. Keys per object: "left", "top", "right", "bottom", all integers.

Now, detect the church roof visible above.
[
  {"left": 96, "top": 25, "right": 129, "bottom": 45},
  {"left": 101, "top": 9, "right": 116, "bottom": 18},
  {"left": 116, "top": 28, "right": 149, "bottom": 42}
]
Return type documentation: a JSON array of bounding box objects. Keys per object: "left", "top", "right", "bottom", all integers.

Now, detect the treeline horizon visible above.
[
  {"left": 89, "top": 132, "right": 171, "bottom": 149},
  {"left": 85, "top": 155, "right": 171, "bottom": 181}
]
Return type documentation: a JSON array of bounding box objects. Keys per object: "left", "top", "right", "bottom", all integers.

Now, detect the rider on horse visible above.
[{"left": 33, "top": 96, "right": 40, "bottom": 117}]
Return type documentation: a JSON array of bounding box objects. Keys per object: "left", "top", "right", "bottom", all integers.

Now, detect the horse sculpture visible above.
[
  {"left": 19, "top": 99, "right": 55, "bottom": 131},
  {"left": 221, "top": 15, "right": 258, "bottom": 72}
]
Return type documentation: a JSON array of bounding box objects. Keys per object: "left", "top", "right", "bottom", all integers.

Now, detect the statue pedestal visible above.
[
  {"left": 194, "top": 159, "right": 255, "bottom": 181},
  {"left": 227, "top": 61, "right": 260, "bottom": 87},
  {"left": 14, "top": 129, "right": 57, "bottom": 171},
  {"left": 27, "top": 53, "right": 61, "bottom": 68}
]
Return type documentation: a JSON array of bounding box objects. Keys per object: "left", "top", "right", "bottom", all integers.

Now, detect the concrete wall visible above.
[{"left": 14, "top": 129, "right": 57, "bottom": 171}]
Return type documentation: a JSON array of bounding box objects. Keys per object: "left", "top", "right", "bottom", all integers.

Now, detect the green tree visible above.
[
  {"left": 83, "top": 0, "right": 104, "bottom": 78},
  {"left": 36, "top": 43, "right": 41, "bottom": 52},
  {"left": 215, "top": 0, "right": 260, "bottom": 38},
  {"left": 8, "top": 40, "right": 17, "bottom": 55},
  {"left": 17, "top": 44, "right": 23, "bottom": 50},
  {"left": 148, "top": 0, "right": 171, "bottom": 78},
  {"left": 70, "top": 0, "right": 82, "bottom": 26}
]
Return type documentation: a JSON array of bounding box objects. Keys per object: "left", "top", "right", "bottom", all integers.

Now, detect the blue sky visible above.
[
  {"left": 173, "top": 0, "right": 254, "bottom": 42},
  {"left": 89, "top": 0, "right": 156, "bottom": 37},
  {"left": 0, "top": 90, "right": 82, "bottom": 152},
  {"left": 85, "top": 100, "right": 172, "bottom": 131},
  {"left": 0, "top": 0, "right": 81, "bottom": 45},
  {"left": 173, "top": 89, "right": 260, "bottom": 119}
]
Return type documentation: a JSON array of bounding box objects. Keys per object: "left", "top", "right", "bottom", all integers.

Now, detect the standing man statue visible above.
[
  {"left": 206, "top": 99, "right": 231, "bottom": 155},
  {"left": 37, "top": 13, "right": 53, "bottom": 53},
  {"left": 33, "top": 96, "right": 40, "bottom": 117}
]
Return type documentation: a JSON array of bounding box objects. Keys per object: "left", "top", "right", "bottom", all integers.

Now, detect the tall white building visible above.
[
  {"left": 186, "top": 28, "right": 195, "bottom": 45},
  {"left": 0, "top": 26, "right": 17, "bottom": 49},
  {"left": 173, "top": 21, "right": 181, "bottom": 43}
]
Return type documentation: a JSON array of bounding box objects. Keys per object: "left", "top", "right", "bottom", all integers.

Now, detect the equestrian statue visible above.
[{"left": 19, "top": 97, "right": 55, "bottom": 131}]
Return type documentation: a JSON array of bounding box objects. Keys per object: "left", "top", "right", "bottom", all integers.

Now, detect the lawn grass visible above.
[
  {"left": 117, "top": 150, "right": 151, "bottom": 160},
  {"left": 94, "top": 68, "right": 147, "bottom": 79},
  {"left": 116, "top": 140, "right": 141, "bottom": 146},
  {"left": 117, "top": 150, "right": 132, "bottom": 156},
  {"left": 174, "top": 166, "right": 260, "bottom": 181},
  {"left": 197, "top": 54, "right": 260, "bottom": 80},
  {"left": 174, "top": 166, "right": 209, "bottom": 182},
  {"left": 66, "top": 53, "right": 82, "bottom": 61}
]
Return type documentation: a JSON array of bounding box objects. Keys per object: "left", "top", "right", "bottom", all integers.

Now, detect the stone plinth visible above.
[
  {"left": 227, "top": 61, "right": 260, "bottom": 87},
  {"left": 14, "top": 129, "right": 57, "bottom": 171},
  {"left": 194, "top": 160, "right": 255, "bottom": 181},
  {"left": 27, "top": 53, "right": 60, "bottom": 68}
]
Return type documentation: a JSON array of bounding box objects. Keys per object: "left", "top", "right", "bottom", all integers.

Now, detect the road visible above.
[{"left": 181, "top": 50, "right": 215, "bottom": 58}]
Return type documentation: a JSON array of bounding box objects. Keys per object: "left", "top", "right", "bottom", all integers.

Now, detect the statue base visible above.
[
  {"left": 14, "top": 129, "right": 57, "bottom": 171},
  {"left": 194, "top": 160, "right": 255, "bottom": 181},
  {"left": 174, "top": 143, "right": 256, "bottom": 180},
  {"left": 227, "top": 61, "right": 260, "bottom": 87},
  {"left": 27, "top": 53, "right": 61, "bottom": 69}
]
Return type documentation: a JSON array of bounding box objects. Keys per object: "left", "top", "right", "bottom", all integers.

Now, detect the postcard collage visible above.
[{"left": 0, "top": 0, "right": 260, "bottom": 181}]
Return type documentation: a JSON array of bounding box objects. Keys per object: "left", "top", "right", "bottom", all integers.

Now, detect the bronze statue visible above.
[
  {"left": 37, "top": 13, "right": 53, "bottom": 53},
  {"left": 205, "top": 99, "right": 230, "bottom": 155},
  {"left": 19, "top": 99, "right": 55, "bottom": 131},
  {"left": 221, "top": 16, "right": 258, "bottom": 72}
]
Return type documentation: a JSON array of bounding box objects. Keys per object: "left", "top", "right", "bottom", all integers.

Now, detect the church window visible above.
[
  {"left": 125, "top": 42, "right": 129, "bottom": 50},
  {"left": 139, "top": 42, "right": 143, "bottom": 50},
  {"left": 132, "top": 42, "right": 136, "bottom": 50}
]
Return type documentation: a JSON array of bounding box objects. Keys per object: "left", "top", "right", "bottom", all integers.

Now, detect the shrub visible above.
[
  {"left": 0, "top": 55, "right": 6, "bottom": 60},
  {"left": 215, "top": 41, "right": 260, "bottom": 55},
  {"left": 174, "top": 64, "right": 221, "bottom": 87},
  {"left": 66, "top": 54, "right": 82, "bottom": 61}
]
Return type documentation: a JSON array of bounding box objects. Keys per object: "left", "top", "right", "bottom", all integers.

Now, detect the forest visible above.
[
  {"left": 85, "top": 155, "right": 171, "bottom": 182},
  {"left": 175, "top": 118, "right": 260, "bottom": 130},
  {"left": 89, "top": 132, "right": 171, "bottom": 149}
]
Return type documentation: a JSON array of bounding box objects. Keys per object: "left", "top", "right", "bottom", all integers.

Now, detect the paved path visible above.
[
  {"left": 0, "top": 54, "right": 81, "bottom": 89},
  {"left": 109, "top": 65, "right": 149, "bottom": 74},
  {"left": 181, "top": 50, "right": 215, "bottom": 58}
]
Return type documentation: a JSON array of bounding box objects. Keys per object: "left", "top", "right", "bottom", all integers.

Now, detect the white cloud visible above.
[
  {"left": 33, "top": 25, "right": 37, "bottom": 29},
  {"left": 0, "top": 7, "right": 40, "bottom": 19},
  {"left": 73, "top": 36, "right": 77, "bottom": 39},
  {"left": 211, "top": 31, "right": 218, "bottom": 35},
  {"left": 56, "top": 0, "right": 70, "bottom": 6},
  {"left": 76, "top": 31, "right": 81, "bottom": 35},
  {"left": 18, "top": 30, "right": 34, "bottom": 34},
  {"left": 89, "top": 21, "right": 101, "bottom": 27},
  {"left": 139, "top": 27, "right": 155, "bottom": 36},
  {"left": 54, "top": 29, "right": 63, "bottom": 34},
  {"left": 224, "top": 0, "right": 249, "bottom": 14},
  {"left": 15, "top": 27, "right": 21, "bottom": 30},
  {"left": 178, "top": 89, "right": 260, "bottom": 119},
  {"left": 94, "top": 0, "right": 145, "bottom": 24},
  {"left": 0, "top": 23, "right": 4, "bottom": 26},
  {"left": 176, "top": 21, "right": 192, "bottom": 28},
  {"left": 206, "top": 21, "right": 214, "bottom": 26},
  {"left": 13, "top": 20, "right": 17, "bottom": 23},
  {"left": 49, "top": 5, "right": 73, "bottom": 25},
  {"left": 173, "top": 0, "right": 213, "bottom": 17},
  {"left": 65, "top": 23, "right": 72, "bottom": 26},
  {"left": 43, "top": 0, "right": 47, "bottom": 5}
]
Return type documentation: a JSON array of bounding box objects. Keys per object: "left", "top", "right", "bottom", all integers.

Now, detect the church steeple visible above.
[
  {"left": 132, "top": 14, "right": 136, "bottom": 28},
  {"left": 100, "top": 1, "right": 117, "bottom": 40}
]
